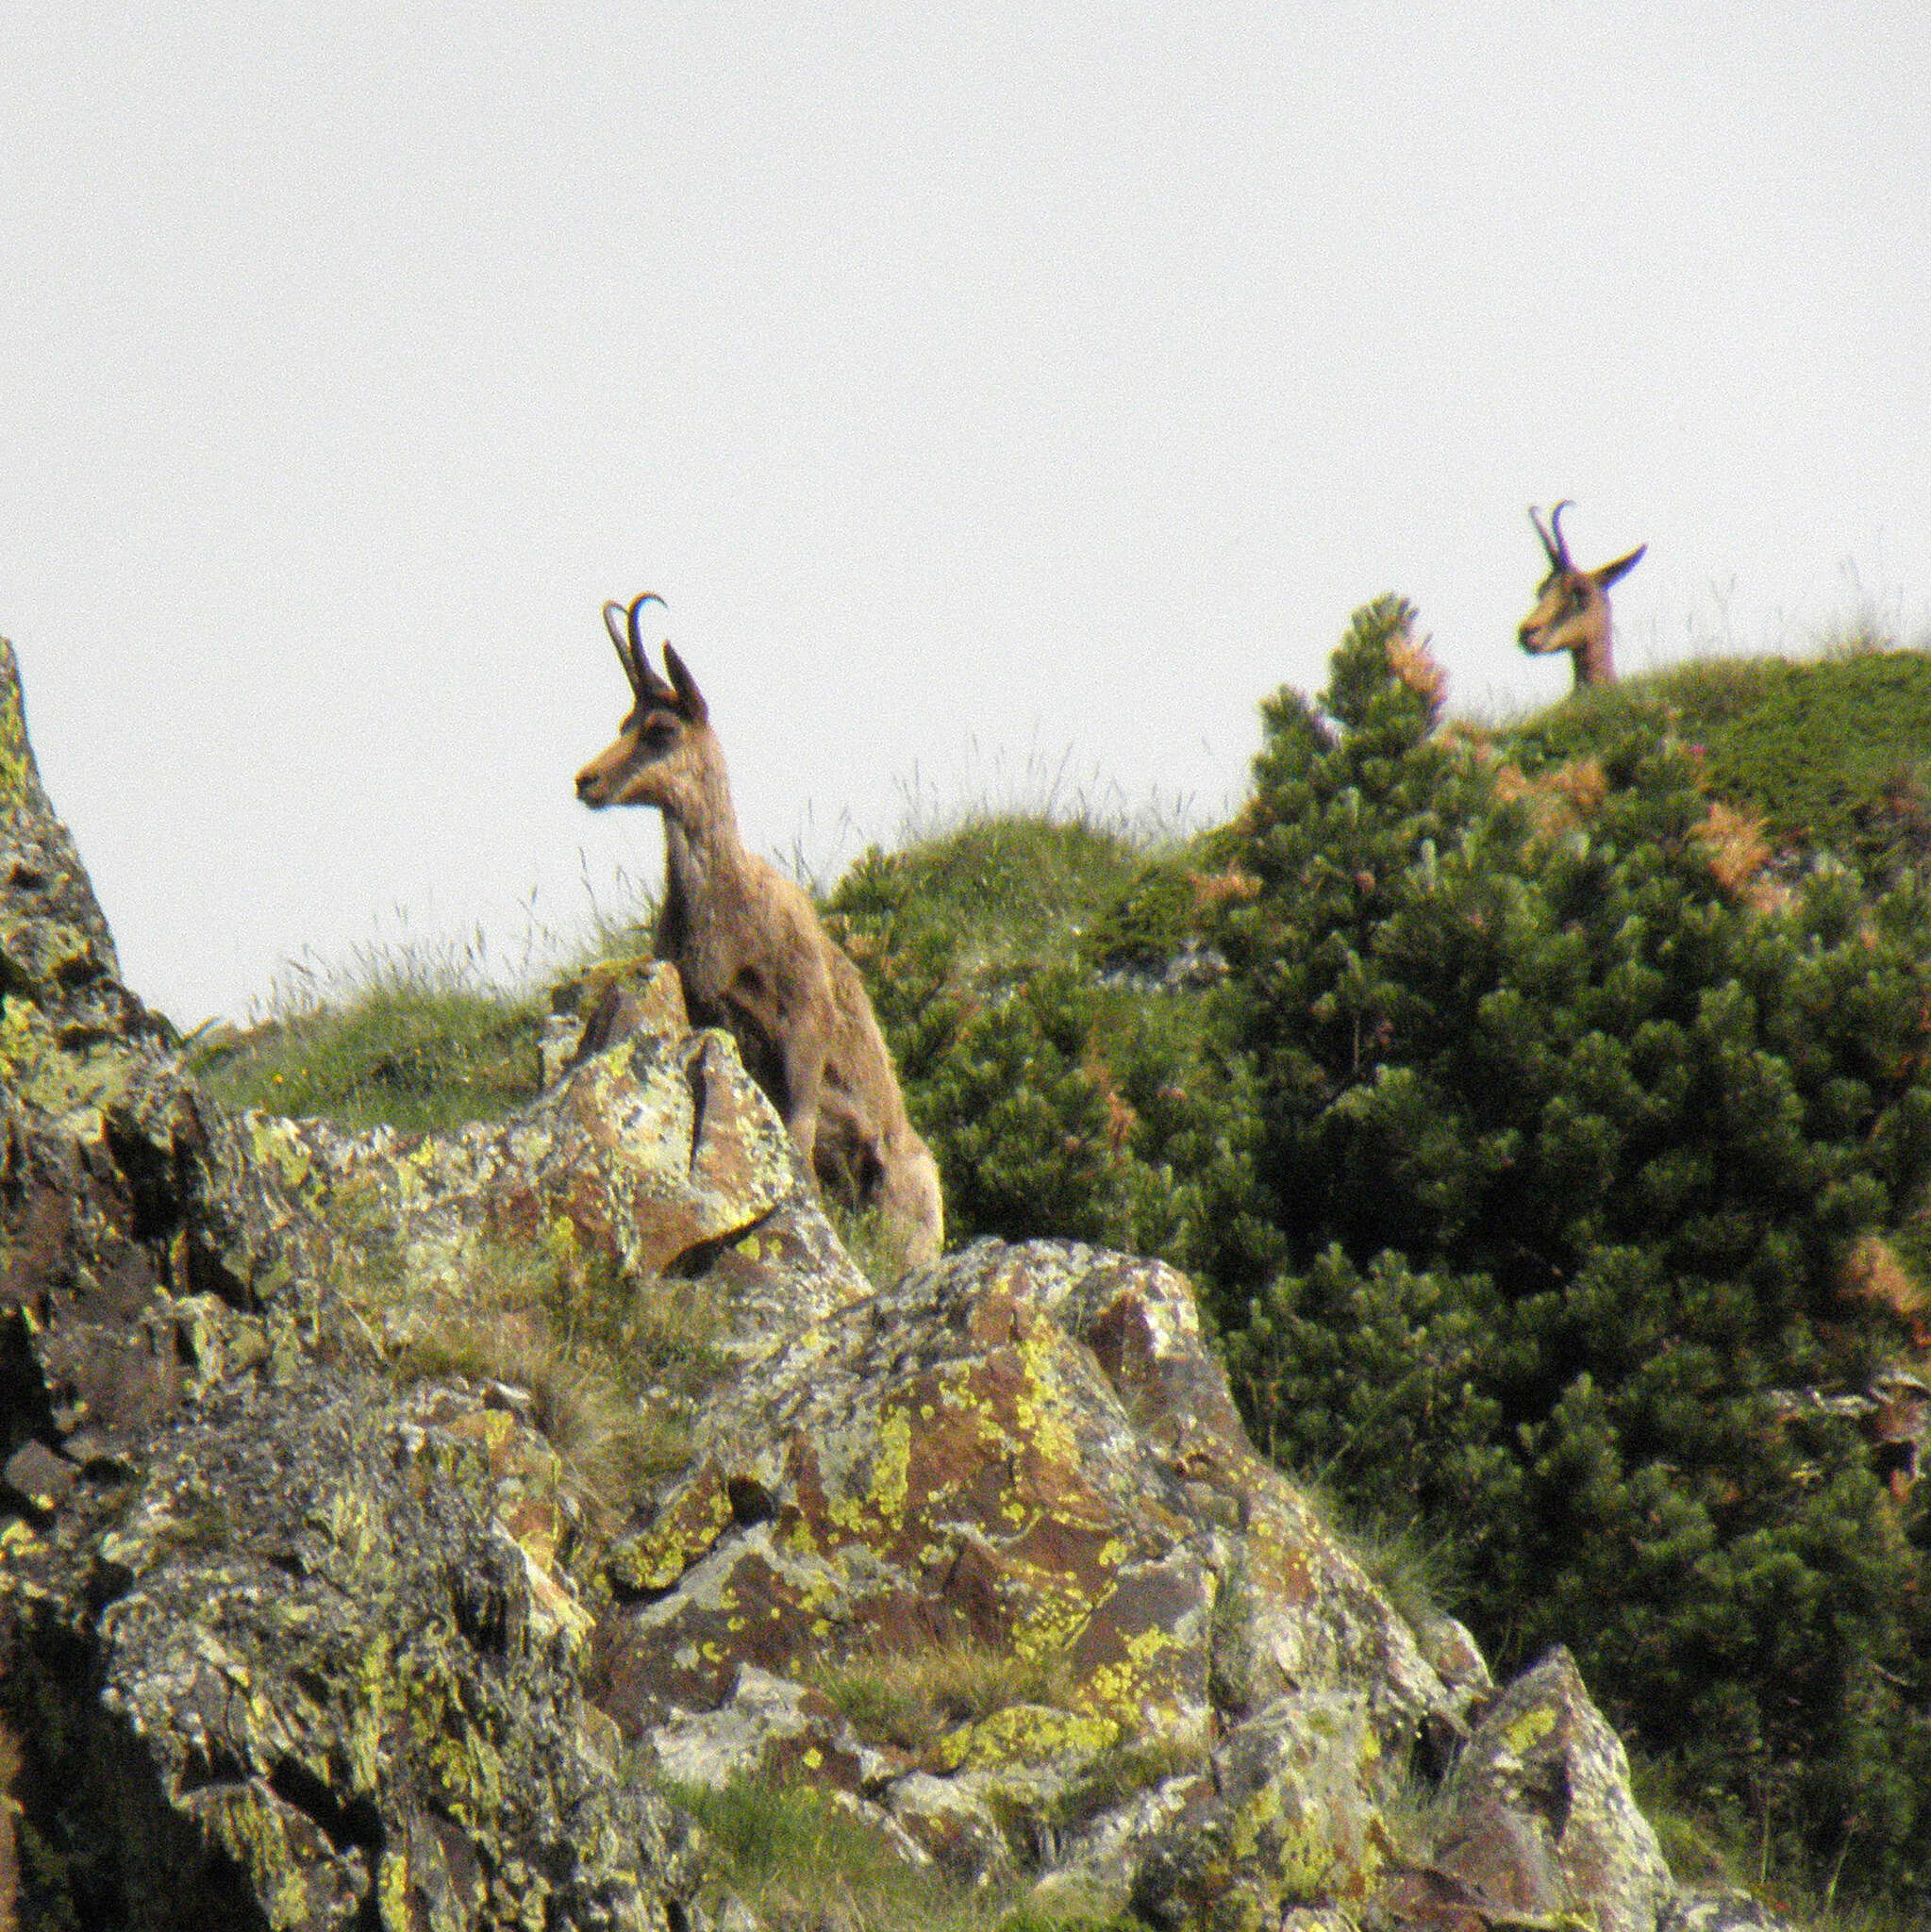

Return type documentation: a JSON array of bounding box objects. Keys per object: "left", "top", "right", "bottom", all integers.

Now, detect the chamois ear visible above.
[
  {"left": 661, "top": 642, "right": 709, "bottom": 724},
  {"left": 1593, "top": 545, "right": 1647, "bottom": 591}
]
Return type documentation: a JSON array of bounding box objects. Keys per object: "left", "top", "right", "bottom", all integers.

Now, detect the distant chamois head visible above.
[
  {"left": 574, "top": 593, "right": 722, "bottom": 825},
  {"left": 1517, "top": 503, "right": 1647, "bottom": 690}
]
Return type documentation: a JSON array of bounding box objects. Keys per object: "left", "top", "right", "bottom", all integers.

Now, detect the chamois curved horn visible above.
[
  {"left": 612, "top": 593, "right": 673, "bottom": 703},
  {"left": 1547, "top": 500, "right": 1575, "bottom": 570},
  {"left": 603, "top": 601, "right": 643, "bottom": 697},
  {"left": 1529, "top": 506, "right": 1559, "bottom": 572}
]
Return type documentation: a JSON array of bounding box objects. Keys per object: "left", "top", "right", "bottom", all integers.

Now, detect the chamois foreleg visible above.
[{"left": 775, "top": 1004, "right": 829, "bottom": 1172}]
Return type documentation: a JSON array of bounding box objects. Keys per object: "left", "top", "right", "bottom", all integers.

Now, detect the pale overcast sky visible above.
[{"left": 4, "top": 4, "right": 1928, "bottom": 1024}]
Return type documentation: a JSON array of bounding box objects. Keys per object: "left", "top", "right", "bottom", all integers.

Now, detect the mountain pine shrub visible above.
[{"left": 1211, "top": 600, "right": 1931, "bottom": 1907}]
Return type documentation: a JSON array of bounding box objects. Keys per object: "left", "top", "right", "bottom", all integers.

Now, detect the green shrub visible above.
[
  {"left": 825, "top": 814, "right": 1277, "bottom": 1283},
  {"left": 1207, "top": 598, "right": 1931, "bottom": 1908},
  {"left": 1505, "top": 648, "right": 1931, "bottom": 880}
]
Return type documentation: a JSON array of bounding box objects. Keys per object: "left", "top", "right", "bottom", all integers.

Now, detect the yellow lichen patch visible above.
[
  {"left": 248, "top": 1114, "right": 316, "bottom": 1195},
  {"left": 0, "top": 991, "right": 46, "bottom": 1077},
  {"left": 0, "top": 645, "right": 34, "bottom": 801},
  {"left": 824, "top": 1404, "right": 917, "bottom": 1543},
  {"left": 935, "top": 1702, "right": 1118, "bottom": 1773},
  {"left": 1006, "top": 1322, "right": 1085, "bottom": 1474},
  {"left": 0, "top": 1517, "right": 45, "bottom": 1569},
  {"left": 190, "top": 1780, "right": 329, "bottom": 1932},
  {"left": 1078, "top": 1621, "right": 1192, "bottom": 1728},
  {"left": 997, "top": 1549, "right": 1111, "bottom": 1662},
  {"left": 513, "top": 1541, "right": 594, "bottom": 1650},
  {"left": 870, "top": 1408, "right": 912, "bottom": 1524},
  {"left": 607, "top": 1467, "right": 735, "bottom": 1592},
  {"left": 2, "top": 996, "right": 129, "bottom": 1126},
  {"left": 1503, "top": 1702, "right": 1559, "bottom": 1756}
]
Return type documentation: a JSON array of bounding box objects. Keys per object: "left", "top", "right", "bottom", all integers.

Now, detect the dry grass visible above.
[
  {"left": 1839, "top": 1235, "right": 1928, "bottom": 1326},
  {"left": 1386, "top": 623, "right": 1448, "bottom": 712},
  {"left": 336, "top": 1229, "right": 724, "bottom": 1531},
  {"left": 825, "top": 1200, "right": 938, "bottom": 1289},
  {"left": 1491, "top": 755, "right": 1608, "bottom": 841},
  {"left": 806, "top": 1640, "right": 1077, "bottom": 1756},
  {"left": 1696, "top": 800, "right": 1778, "bottom": 905}
]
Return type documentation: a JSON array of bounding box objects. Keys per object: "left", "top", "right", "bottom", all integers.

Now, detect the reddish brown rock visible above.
[{"left": 1382, "top": 1647, "right": 1675, "bottom": 1932}]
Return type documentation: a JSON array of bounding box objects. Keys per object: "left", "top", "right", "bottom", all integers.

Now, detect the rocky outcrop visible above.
[
  {"left": 0, "top": 640, "right": 712, "bottom": 1930},
  {"left": 1373, "top": 1647, "right": 1674, "bottom": 1932},
  {"left": 592, "top": 1234, "right": 1473, "bottom": 1924},
  {"left": 0, "top": 633, "right": 1806, "bottom": 1931}
]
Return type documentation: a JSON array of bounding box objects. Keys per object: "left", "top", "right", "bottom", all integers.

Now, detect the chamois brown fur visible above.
[
  {"left": 1518, "top": 501, "right": 1647, "bottom": 690},
  {"left": 574, "top": 595, "right": 944, "bottom": 1269}
]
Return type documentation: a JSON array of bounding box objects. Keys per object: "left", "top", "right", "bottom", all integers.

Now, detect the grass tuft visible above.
[
  {"left": 806, "top": 1641, "right": 1077, "bottom": 1756},
  {"left": 664, "top": 1777, "right": 1059, "bottom": 1932},
  {"left": 338, "top": 1229, "right": 722, "bottom": 1532},
  {"left": 191, "top": 931, "right": 546, "bottom": 1132}
]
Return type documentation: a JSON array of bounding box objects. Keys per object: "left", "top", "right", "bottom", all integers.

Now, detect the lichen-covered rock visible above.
[
  {"left": 643, "top": 1663, "right": 879, "bottom": 1794},
  {"left": 93, "top": 1372, "right": 700, "bottom": 1931},
  {"left": 1024, "top": 1772, "right": 1206, "bottom": 1923},
  {"left": 1130, "top": 1692, "right": 1390, "bottom": 1932},
  {"left": 589, "top": 1237, "right": 1463, "bottom": 1906},
  {"left": 880, "top": 1772, "right": 1011, "bottom": 1883},
  {"left": 0, "top": 639, "right": 707, "bottom": 1930},
  {"left": 236, "top": 959, "right": 868, "bottom": 1372},
  {"left": 1389, "top": 1647, "right": 1674, "bottom": 1932}
]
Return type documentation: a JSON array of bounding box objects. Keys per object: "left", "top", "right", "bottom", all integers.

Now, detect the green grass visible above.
[
  {"left": 329, "top": 1221, "right": 723, "bottom": 1535},
  {"left": 826, "top": 815, "right": 1162, "bottom": 989},
  {"left": 667, "top": 1774, "right": 1156, "bottom": 1932},
  {"left": 664, "top": 1778, "right": 1029, "bottom": 1932},
  {"left": 1498, "top": 646, "right": 1931, "bottom": 877},
  {"left": 191, "top": 946, "right": 545, "bottom": 1132}
]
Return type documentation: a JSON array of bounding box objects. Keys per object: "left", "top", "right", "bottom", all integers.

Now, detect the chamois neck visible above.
[
  {"left": 658, "top": 750, "right": 752, "bottom": 894},
  {"left": 1573, "top": 626, "right": 1615, "bottom": 689}
]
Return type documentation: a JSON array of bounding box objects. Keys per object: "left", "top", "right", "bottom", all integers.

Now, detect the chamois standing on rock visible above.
[
  {"left": 1518, "top": 502, "right": 1647, "bottom": 690},
  {"left": 574, "top": 594, "right": 944, "bottom": 1269}
]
